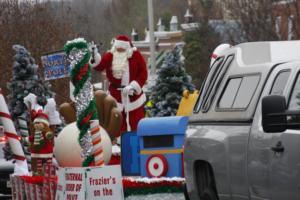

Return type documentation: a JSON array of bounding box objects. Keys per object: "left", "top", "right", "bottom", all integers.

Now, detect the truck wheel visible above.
[
  {"left": 200, "top": 188, "right": 218, "bottom": 200},
  {"left": 182, "top": 183, "right": 190, "bottom": 200},
  {"left": 195, "top": 161, "right": 218, "bottom": 200}
]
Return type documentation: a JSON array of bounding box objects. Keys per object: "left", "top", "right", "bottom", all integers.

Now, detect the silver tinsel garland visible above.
[
  {"left": 67, "top": 47, "right": 94, "bottom": 160},
  {"left": 80, "top": 131, "right": 93, "bottom": 158},
  {"left": 74, "top": 79, "right": 94, "bottom": 117}
]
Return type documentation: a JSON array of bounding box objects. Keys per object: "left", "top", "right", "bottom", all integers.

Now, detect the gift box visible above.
[
  {"left": 24, "top": 180, "right": 31, "bottom": 200},
  {"left": 29, "top": 183, "right": 37, "bottom": 200},
  {"left": 10, "top": 175, "right": 17, "bottom": 200},
  {"left": 34, "top": 183, "right": 42, "bottom": 200},
  {"left": 12, "top": 169, "right": 57, "bottom": 200}
]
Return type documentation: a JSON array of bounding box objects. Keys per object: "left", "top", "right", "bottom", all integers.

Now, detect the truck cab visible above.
[{"left": 184, "top": 41, "right": 300, "bottom": 200}]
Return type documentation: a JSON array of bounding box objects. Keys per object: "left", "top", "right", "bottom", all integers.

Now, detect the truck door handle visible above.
[{"left": 271, "top": 141, "right": 284, "bottom": 153}]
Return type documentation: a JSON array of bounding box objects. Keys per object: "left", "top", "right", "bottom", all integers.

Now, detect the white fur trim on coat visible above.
[
  {"left": 130, "top": 80, "right": 142, "bottom": 95},
  {"left": 127, "top": 47, "right": 137, "bottom": 58},
  {"left": 117, "top": 92, "right": 146, "bottom": 112},
  {"left": 125, "top": 93, "right": 146, "bottom": 112}
]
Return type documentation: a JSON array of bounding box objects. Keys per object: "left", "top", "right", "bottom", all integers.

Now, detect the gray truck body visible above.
[{"left": 184, "top": 41, "right": 300, "bottom": 199}]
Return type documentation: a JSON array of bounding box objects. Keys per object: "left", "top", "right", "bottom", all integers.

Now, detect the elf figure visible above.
[
  {"left": 30, "top": 111, "right": 54, "bottom": 176},
  {"left": 24, "top": 93, "right": 61, "bottom": 175}
]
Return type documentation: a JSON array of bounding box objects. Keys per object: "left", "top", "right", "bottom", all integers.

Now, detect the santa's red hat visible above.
[
  {"left": 33, "top": 110, "right": 49, "bottom": 126},
  {"left": 113, "top": 35, "right": 133, "bottom": 50}
]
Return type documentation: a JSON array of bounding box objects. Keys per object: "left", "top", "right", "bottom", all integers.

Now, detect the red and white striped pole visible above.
[
  {"left": 0, "top": 89, "right": 28, "bottom": 175},
  {"left": 90, "top": 120, "right": 104, "bottom": 167}
]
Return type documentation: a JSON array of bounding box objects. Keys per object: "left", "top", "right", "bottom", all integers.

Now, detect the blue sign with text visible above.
[{"left": 41, "top": 51, "right": 70, "bottom": 80}]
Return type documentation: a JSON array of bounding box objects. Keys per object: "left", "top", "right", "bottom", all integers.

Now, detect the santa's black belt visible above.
[{"left": 110, "top": 83, "right": 125, "bottom": 89}]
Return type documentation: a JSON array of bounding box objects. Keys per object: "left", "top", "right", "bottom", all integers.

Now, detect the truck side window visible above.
[
  {"left": 202, "top": 55, "right": 234, "bottom": 112},
  {"left": 193, "top": 57, "right": 224, "bottom": 113},
  {"left": 288, "top": 73, "right": 300, "bottom": 111},
  {"left": 218, "top": 75, "right": 260, "bottom": 110},
  {"left": 270, "top": 70, "right": 291, "bottom": 95},
  {"left": 287, "top": 73, "right": 300, "bottom": 125}
]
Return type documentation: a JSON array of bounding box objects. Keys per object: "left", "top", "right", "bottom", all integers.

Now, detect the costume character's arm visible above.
[
  {"left": 29, "top": 135, "right": 34, "bottom": 143},
  {"left": 93, "top": 52, "right": 113, "bottom": 72},
  {"left": 45, "top": 131, "right": 54, "bottom": 140}
]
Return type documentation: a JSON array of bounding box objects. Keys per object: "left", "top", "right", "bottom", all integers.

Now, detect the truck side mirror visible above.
[{"left": 262, "top": 95, "right": 287, "bottom": 133}]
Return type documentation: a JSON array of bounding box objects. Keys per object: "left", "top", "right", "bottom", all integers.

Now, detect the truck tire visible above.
[
  {"left": 182, "top": 183, "right": 190, "bottom": 200},
  {"left": 195, "top": 161, "right": 218, "bottom": 200},
  {"left": 200, "top": 188, "right": 218, "bottom": 200}
]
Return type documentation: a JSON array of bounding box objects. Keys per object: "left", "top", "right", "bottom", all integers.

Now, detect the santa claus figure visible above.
[
  {"left": 91, "top": 35, "right": 148, "bottom": 134},
  {"left": 30, "top": 111, "right": 54, "bottom": 176}
]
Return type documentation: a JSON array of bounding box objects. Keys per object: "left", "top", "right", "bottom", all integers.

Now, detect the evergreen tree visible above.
[
  {"left": 3, "top": 45, "right": 53, "bottom": 162},
  {"left": 183, "top": 22, "right": 221, "bottom": 88},
  {"left": 148, "top": 47, "right": 195, "bottom": 117}
]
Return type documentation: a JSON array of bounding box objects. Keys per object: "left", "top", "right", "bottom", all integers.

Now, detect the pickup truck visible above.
[{"left": 184, "top": 41, "right": 300, "bottom": 200}]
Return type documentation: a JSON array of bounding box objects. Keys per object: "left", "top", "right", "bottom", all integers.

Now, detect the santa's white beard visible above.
[{"left": 112, "top": 51, "right": 129, "bottom": 79}]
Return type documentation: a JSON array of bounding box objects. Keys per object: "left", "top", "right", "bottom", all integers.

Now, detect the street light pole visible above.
[{"left": 147, "top": 0, "right": 156, "bottom": 77}]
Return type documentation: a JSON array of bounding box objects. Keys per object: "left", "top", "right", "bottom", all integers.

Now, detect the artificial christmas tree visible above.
[
  {"left": 148, "top": 47, "right": 195, "bottom": 117},
  {"left": 4, "top": 45, "right": 53, "bottom": 164}
]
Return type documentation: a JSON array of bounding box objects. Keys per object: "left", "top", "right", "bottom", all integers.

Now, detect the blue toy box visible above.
[
  {"left": 137, "top": 116, "right": 188, "bottom": 177},
  {"left": 121, "top": 131, "right": 140, "bottom": 175}
]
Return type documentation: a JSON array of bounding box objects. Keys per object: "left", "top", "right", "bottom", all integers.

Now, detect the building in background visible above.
[
  {"left": 272, "top": 0, "right": 299, "bottom": 40},
  {"left": 132, "top": 16, "right": 184, "bottom": 63}
]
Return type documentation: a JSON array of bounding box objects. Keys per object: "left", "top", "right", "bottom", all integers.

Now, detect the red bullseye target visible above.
[{"left": 146, "top": 155, "right": 168, "bottom": 177}]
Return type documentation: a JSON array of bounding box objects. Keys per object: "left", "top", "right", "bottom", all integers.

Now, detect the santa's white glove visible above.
[
  {"left": 122, "top": 85, "right": 135, "bottom": 96},
  {"left": 88, "top": 42, "right": 101, "bottom": 67}
]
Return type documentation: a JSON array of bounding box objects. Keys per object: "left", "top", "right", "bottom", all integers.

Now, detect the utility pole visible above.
[{"left": 147, "top": 0, "right": 156, "bottom": 79}]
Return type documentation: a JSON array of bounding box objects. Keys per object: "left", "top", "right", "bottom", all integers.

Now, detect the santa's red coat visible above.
[{"left": 94, "top": 50, "right": 148, "bottom": 133}]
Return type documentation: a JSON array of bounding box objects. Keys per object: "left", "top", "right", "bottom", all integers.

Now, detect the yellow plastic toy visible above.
[{"left": 176, "top": 90, "right": 199, "bottom": 116}]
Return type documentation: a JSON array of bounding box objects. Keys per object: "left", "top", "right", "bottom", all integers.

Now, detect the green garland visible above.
[
  {"left": 76, "top": 99, "right": 97, "bottom": 140},
  {"left": 64, "top": 38, "right": 97, "bottom": 167},
  {"left": 64, "top": 40, "right": 88, "bottom": 54}
]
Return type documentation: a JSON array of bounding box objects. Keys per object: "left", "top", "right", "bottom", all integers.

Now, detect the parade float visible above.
[{"left": 2, "top": 37, "right": 198, "bottom": 199}]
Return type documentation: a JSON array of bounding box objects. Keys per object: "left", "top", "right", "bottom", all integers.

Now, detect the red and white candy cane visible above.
[
  {"left": 90, "top": 120, "right": 104, "bottom": 166},
  {"left": 0, "top": 89, "right": 28, "bottom": 175}
]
